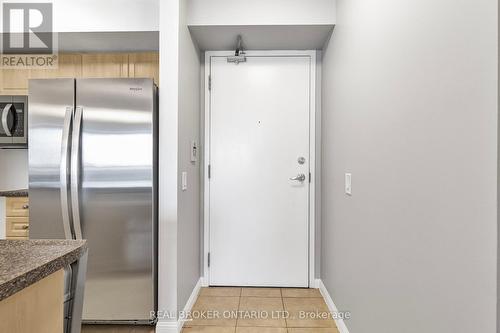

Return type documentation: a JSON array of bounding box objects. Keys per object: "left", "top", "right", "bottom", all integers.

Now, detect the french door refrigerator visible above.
[{"left": 28, "top": 78, "right": 158, "bottom": 325}]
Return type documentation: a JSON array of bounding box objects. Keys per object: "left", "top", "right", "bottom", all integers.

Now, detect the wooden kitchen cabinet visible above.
[
  {"left": 129, "top": 52, "right": 159, "bottom": 85},
  {"left": 6, "top": 217, "right": 29, "bottom": 238},
  {"left": 0, "top": 269, "right": 64, "bottom": 333},
  {"left": 30, "top": 53, "right": 83, "bottom": 79},
  {"left": 0, "top": 52, "right": 158, "bottom": 94},
  {"left": 82, "top": 53, "right": 129, "bottom": 78},
  {"left": 55, "top": 53, "right": 83, "bottom": 78},
  {"left": 0, "top": 68, "right": 31, "bottom": 94},
  {"left": 5, "top": 197, "right": 29, "bottom": 240},
  {"left": 5, "top": 197, "right": 29, "bottom": 217},
  {"left": 0, "top": 54, "right": 83, "bottom": 95}
]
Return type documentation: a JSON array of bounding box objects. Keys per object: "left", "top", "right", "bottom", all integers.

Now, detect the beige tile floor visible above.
[{"left": 182, "top": 287, "right": 340, "bottom": 333}]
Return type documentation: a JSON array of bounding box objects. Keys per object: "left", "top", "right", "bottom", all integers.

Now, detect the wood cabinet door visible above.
[
  {"left": 0, "top": 54, "right": 83, "bottom": 94},
  {"left": 0, "top": 270, "right": 63, "bottom": 333},
  {"left": 82, "top": 53, "right": 129, "bottom": 78},
  {"left": 0, "top": 52, "right": 159, "bottom": 94},
  {"left": 6, "top": 197, "right": 29, "bottom": 217},
  {"left": 0, "top": 68, "right": 31, "bottom": 95},
  {"left": 129, "top": 52, "right": 159, "bottom": 85},
  {"left": 30, "top": 53, "right": 83, "bottom": 79},
  {"left": 6, "top": 217, "right": 29, "bottom": 238}
]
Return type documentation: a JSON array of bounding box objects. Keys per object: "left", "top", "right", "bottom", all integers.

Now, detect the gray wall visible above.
[
  {"left": 158, "top": 0, "right": 180, "bottom": 321},
  {"left": 315, "top": 51, "right": 323, "bottom": 278},
  {"left": 177, "top": 0, "right": 202, "bottom": 311},
  {"left": 321, "top": 0, "right": 497, "bottom": 332},
  {"left": 498, "top": 1, "right": 500, "bottom": 330},
  {"left": 158, "top": 0, "right": 202, "bottom": 319}
]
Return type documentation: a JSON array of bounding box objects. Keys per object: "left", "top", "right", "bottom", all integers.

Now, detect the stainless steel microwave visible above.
[{"left": 0, "top": 96, "right": 28, "bottom": 148}]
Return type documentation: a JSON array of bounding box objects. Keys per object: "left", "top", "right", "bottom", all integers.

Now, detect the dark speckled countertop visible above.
[
  {"left": 0, "top": 189, "right": 28, "bottom": 197},
  {"left": 0, "top": 239, "right": 87, "bottom": 301}
]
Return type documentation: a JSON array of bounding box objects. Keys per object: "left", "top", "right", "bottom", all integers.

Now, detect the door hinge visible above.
[
  {"left": 208, "top": 164, "right": 211, "bottom": 179},
  {"left": 309, "top": 172, "right": 312, "bottom": 183},
  {"left": 208, "top": 252, "right": 211, "bottom": 267},
  {"left": 208, "top": 75, "right": 212, "bottom": 91}
]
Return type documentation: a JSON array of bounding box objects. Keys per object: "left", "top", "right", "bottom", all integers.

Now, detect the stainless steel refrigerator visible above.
[{"left": 28, "top": 78, "right": 158, "bottom": 325}]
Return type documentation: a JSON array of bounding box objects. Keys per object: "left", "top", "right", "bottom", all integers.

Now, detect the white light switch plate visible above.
[
  {"left": 182, "top": 172, "right": 188, "bottom": 191},
  {"left": 345, "top": 173, "right": 352, "bottom": 195}
]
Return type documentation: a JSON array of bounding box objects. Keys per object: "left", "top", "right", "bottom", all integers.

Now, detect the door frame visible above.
[{"left": 203, "top": 50, "right": 317, "bottom": 287}]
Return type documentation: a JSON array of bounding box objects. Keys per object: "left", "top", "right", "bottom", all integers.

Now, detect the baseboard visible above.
[
  {"left": 177, "top": 277, "right": 203, "bottom": 332},
  {"left": 317, "top": 279, "right": 351, "bottom": 333},
  {"left": 155, "top": 320, "right": 178, "bottom": 333},
  {"left": 156, "top": 277, "right": 202, "bottom": 333}
]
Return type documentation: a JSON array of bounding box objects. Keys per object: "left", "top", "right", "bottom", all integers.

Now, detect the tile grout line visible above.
[
  {"left": 235, "top": 288, "right": 242, "bottom": 329},
  {"left": 195, "top": 288, "right": 333, "bottom": 332},
  {"left": 278, "top": 288, "right": 287, "bottom": 330},
  {"left": 280, "top": 288, "right": 290, "bottom": 330}
]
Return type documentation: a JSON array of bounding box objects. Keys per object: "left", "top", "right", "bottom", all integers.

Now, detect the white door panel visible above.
[{"left": 209, "top": 55, "right": 311, "bottom": 287}]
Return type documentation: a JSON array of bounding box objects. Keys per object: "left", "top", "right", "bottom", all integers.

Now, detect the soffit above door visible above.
[{"left": 189, "top": 25, "right": 334, "bottom": 51}]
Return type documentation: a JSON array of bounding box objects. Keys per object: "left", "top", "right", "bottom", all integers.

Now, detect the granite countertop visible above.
[
  {"left": 0, "top": 189, "right": 28, "bottom": 197},
  {"left": 0, "top": 239, "right": 87, "bottom": 301}
]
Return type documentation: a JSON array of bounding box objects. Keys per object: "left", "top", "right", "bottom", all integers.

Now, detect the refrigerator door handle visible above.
[
  {"left": 71, "top": 106, "right": 83, "bottom": 240},
  {"left": 60, "top": 106, "right": 74, "bottom": 239}
]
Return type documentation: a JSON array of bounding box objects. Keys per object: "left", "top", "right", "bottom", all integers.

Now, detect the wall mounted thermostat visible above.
[{"left": 191, "top": 140, "right": 198, "bottom": 163}]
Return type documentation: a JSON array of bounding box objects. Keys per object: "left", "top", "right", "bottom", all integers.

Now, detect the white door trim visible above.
[{"left": 203, "top": 50, "right": 317, "bottom": 287}]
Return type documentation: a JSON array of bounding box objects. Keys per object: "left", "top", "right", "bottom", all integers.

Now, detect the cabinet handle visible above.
[
  {"left": 22, "top": 205, "right": 29, "bottom": 209},
  {"left": 22, "top": 225, "right": 29, "bottom": 230}
]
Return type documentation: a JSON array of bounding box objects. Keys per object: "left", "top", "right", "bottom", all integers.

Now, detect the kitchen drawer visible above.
[
  {"left": 6, "top": 197, "right": 29, "bottom": 217},
  {"left": 5, "top": 236, "right": 27, "bottom": 240},
  {"left": 6, "top": 217, "right": 29, "bottom": 238}
]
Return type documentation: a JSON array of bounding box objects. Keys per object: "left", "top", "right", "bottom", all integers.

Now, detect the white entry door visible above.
[{"left": 208, "top": 53, "right": 312, "bottom": 287}]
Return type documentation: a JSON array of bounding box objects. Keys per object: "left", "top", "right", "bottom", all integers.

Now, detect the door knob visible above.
[{"left": 290, "top": 174, "right": 306, "bottom": 182}]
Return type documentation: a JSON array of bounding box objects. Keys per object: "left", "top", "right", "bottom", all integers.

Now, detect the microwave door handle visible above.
[
  {"left": 60, "top": 107, "right": 74, "bottom": 239},
  {"left": 2, "top": 104, "right": 13, "bottom": 136},
  {"left": 71, "top": 106, "right": 83, "bottom": 240}
]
